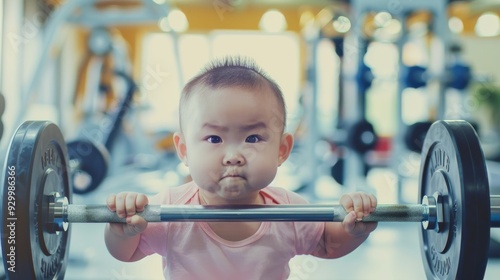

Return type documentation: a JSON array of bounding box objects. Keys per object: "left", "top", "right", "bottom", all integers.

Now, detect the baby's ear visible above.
[
  {"left": 173, "top": 132, "right": 188, "bottom": 166},
  {"left": 278, "top": 133, "right": 294, "bottom": 166}
]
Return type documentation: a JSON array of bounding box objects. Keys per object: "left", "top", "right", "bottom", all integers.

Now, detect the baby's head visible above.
[
  {"left": 179, "top": 57, "right": 286, "bottom": 134},
  {"left": 173, "top": 57, "right": 294, "bottom": 202}
]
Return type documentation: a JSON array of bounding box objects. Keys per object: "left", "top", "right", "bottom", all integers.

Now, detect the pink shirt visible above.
[{"left": 138, "top": 181, "right": 325, "bottom": 280}]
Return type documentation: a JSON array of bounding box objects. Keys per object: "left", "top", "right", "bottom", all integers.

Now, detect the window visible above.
[
  {"left": 139, "top": 31, "right": 300, "bottom": 133},
  {"left": 139, "top": 33, "right": 210, "bottom": 131}
]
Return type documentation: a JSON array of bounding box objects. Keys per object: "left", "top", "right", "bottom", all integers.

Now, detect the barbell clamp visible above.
[
  {"left": 421, "top": 193, "right": 444, "bottom": 231},
  {"left": 47, "top": 192, "right": 69, "bottom": 233}
]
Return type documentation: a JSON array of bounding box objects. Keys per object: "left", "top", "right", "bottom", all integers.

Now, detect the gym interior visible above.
[{"left": 1, "top": 0, "right": 500, "bottom": 279}]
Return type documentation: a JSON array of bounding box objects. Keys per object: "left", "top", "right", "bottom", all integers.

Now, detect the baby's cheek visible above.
[
  {"left": 241, "top": 146, "right": 260, "bottom": 162},
  {"left": 248, "top": 158, "right": 279, "bottom": 187},
  {"left": 190, "top": 159, "right": 218, "bottom": 185}
]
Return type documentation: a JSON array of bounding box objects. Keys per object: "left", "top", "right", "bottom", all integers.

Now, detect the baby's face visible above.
[{"left": 177, "top": 85, "right": 291, "bottom": 202}]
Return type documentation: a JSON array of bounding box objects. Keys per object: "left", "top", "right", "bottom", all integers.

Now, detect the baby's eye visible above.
[
  {"left": 246, "top": 135, "right": 262, "bottom": 143},
  {"left": 207, "top": 136, "right": 222, "bottom": 143}
]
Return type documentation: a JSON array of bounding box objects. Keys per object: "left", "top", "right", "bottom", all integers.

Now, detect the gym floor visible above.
[
  {"left": 65, "top": 224, "right": 500, "bottom": 280},
  {"left": 58, "top": 165, "right": 500, "bottom": 280}
]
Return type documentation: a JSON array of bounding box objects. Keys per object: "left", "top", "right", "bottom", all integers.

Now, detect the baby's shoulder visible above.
[
  {"left": 150, "top": 181, "right": 198, "bottom": 205},
  {"left": 263, "top": 186, "right": 309, "bottom": 205}
]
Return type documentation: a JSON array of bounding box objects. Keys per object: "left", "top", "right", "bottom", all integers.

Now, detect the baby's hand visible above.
[
  {"left": 340, "top": 192, "right": 378, "bottom": 236},
  {"left": 106, "top": 192, "right": 149, "bottom": 237}
]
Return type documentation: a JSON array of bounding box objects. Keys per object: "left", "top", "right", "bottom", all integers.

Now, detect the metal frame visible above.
[
  {"left": 11, "top": 0, "right": 169, "bottom": 142},
  {"left": 344, "top": 0, "right": 449, "bottom": 201}
]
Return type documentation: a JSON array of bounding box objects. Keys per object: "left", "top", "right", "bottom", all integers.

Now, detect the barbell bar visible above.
[
  {"left": 47, "top": 191, "right": 499, "bottom": 225},
  {"left": 0, "top": 120, "right": 495, "bottom": 280},
  {"left": 50, "top": 193, "right": 429, "bottom": 224},
  {"left": 60, "top": 196, "right": 500, "bottom": 224}
]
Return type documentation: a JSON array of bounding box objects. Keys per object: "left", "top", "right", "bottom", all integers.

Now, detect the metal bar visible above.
[
  {"left": 491, "top": 195, "right": 500, "bottom": 227},
  {"left": 64, "top": 204, "right": 427, "bottom": 223}
]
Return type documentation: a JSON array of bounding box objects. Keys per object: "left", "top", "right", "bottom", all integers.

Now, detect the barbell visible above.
[{"left": 1, "top": 120, "right": 498, "bottom": 279}]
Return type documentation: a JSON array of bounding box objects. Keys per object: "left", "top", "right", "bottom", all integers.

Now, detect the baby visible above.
[{"left": 105, "top": 57, "right": 377, "bottom": 279}]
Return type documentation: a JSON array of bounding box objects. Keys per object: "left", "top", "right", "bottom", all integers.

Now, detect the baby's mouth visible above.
[
  {"left": 221, "top": 173, "right": 244, "bottom": 180},
  {"left": 223, "top": 175, "right": 242, "bottom": 179}
]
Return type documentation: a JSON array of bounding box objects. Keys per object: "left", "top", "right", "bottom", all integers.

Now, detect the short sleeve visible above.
[
  {"left": 137, "top": 191, "right": 170, "bottom": 256},
  {"left": 280, "top": 190, "right": 325, "bottom": 255},
  {"left": 294, "top": 221, "right": 324, "bottom": 255}
]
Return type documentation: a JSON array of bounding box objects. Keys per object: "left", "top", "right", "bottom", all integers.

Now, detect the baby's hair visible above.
[{"left": 179, "top": 56, "right": 287, "bottom": 132}]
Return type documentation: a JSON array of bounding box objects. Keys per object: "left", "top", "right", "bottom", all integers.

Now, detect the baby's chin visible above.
[
  {"left": 215, "top": 183, "right": 263, "bottom": 201},
  {"left": 218, "top": 184, "right": 249, "bottom": 198}
]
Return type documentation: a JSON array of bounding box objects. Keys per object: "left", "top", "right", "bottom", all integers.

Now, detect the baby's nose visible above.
[{"left": 223, "top": 150, "right": 245, "bottom": 165}]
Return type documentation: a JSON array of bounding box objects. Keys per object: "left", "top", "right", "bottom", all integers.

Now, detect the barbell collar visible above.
[
  {"left": 491, "top": 195, "right": 500, "bottom": 228},
  {"left": 421, "top": 195, "right": 437, "bottom": 230},
  {"left": 48, "top": 193, "right": 69, "bottom": 233}
]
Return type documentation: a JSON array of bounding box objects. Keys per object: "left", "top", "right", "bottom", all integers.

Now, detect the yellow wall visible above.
[
  {"left": 71, "top": 3, "right": 499, "bottom": 90},
  {"left": 174, "top": 5, "right": 306, "bottom": 32},
  {"left": 91, "top": 5, "right": 321, "bottom": 83}
]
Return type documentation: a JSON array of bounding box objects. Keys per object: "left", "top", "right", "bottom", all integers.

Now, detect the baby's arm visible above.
[
  {"left": 104, "top": 192, "right": 149, "bottom": 262},
  {"left": 312, "top": 192, "right": 378, "bottom": 259}
]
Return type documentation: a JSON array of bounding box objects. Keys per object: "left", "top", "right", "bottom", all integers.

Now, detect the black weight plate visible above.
[
  {"left": 330, "top": 158, "right": 344, "bottom": 185},
  {"left": 419, "top": 120, "right": 489, "bottom": 280},
  {"left": 1, "top": 121, "right": 71, "bottom": 279},
  {"left": 347, "top": 120, "right": 378, "bottom": 154},
  {"left": 404, "top": 121, "right": 432, "bottom": 153},
  {"left": 67, "top": 139, "right": 109, "bottom": 194}
]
